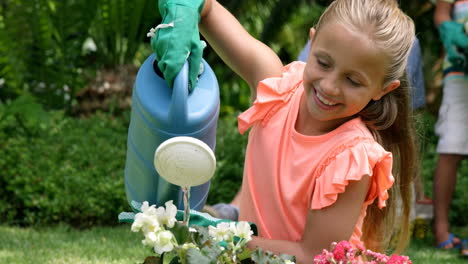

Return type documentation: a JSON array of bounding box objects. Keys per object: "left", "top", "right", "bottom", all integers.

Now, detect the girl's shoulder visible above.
[
  {"left": 257, "top": 61, "right": 306, "bottom": 95},
  {"left": 323, "top": 118, "right": 390, "bottom": 165},
  {"left": 238, "top": 61, "right": 306, "bottom": 134},
  {"left": 311, "top": 118, "right": 394, "bottom": 210}
]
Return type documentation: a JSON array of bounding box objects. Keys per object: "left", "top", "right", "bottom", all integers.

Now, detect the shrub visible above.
[{"left": 0, "top": 96, "right": 130, "bottom": 227}]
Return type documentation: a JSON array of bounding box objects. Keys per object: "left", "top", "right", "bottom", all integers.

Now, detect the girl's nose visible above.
[{"left": 320, "top": 75, "right": 340, "bottom": 96}]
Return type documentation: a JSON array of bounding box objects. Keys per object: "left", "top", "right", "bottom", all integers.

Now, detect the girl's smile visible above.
[{"left": 313, "top": 85, "right": 340, "bottom": 109}]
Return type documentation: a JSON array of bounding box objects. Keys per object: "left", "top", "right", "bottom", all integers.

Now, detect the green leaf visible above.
[
  {"left": 251, "top": 248, "right": 268, "bottom": 264},
  {"left": 277, "top": 253, "right": 295, "bottom": 263},
  {"left": 143, "top": 256, "right": 161, "bottom": 264},
  {"left": 237, "top": 248, "right": 253, "bottom": 261},
  {"left": 169, "top": 222, "right": 191, "bottom": 245},
  {"left": 162, "top": 251, "right": 178, "bottom": 264},
  {"left": 190, "top": 226, "right": 212, "bottom": 246},
  {"left": 251, "top": 248, "right": 296, "bottom": 264},
  {"left": 186, "top": 248, "right": 213, "bottom": 264},
  {"left": 199, "top": 244, "right": 222, "bottom": 262}
]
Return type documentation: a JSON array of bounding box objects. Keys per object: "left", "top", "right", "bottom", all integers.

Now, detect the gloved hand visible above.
[
  {"left": 175, "top": 210, "right": 258, "bottom": 236},
  {"left": 151, "top": 0, "right": 206, "bottom": 91},
  {"left": 438, "top": 21, "right": 468, "bottom": 69}
]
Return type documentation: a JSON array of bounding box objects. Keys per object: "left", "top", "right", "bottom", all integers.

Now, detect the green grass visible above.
[
  {"left": 404, "top": 224, "right": 468, "bottom": 264},
  {"left": 0, "top": 225, "right": 147, "bottom": 264},
  {"left": 407, "top": 238, "right": 468, "bottom": 264},
  {"left": 1, "top": 225, "right": 467, "bottom": 264}
]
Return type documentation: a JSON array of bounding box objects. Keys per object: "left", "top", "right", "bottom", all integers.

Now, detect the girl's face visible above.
[{"left": 301, "top": 22, "right": 399, "bottom": 132}]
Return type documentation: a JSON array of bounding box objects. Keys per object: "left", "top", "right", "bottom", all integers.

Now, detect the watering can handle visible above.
[{"left": 169, "top": 61, "right": 189, "bottom": 123}]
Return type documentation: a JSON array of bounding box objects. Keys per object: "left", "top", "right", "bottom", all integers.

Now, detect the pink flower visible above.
[
  {"left": 332, "top": 240, "right": 354, "bottom": 261},
  {"left": 313, "top": 241, "right": 412, "bottom": 264},
  {"left": 313, "top": 249, "right": 331, "bottom": 264},
  {"left": 332, "top": 244, "right": 346, "bottom": 260},
  {"left": 356, "top": 243, "right": 365, "bottom": 253},
  {"left": 365, "top": 249, "right": 389, "bottom": 262},
  {"left": 387, "top": 254, "right": 412, "bottom": 264}
]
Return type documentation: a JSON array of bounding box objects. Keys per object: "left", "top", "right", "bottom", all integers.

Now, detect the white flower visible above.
[
  {"left": 208, "top": 222, "right": 234, "bottom": 242},
  {"left": 82, "top": 37, "right": 97, "bottom": 54},
  {"left": 141, "top": 201, "right": 158, "bottom": 215},
  {"left": 182, "top": 243, "right": 198, "bottom": 250},
  {"left": 142, "top": 231, "right": 158, "bottom": 247},
  {"left": 131, "top": 201, "right": 160, "bottom": 234},
  {"left": 284, "top": 260, "right": 295, "bottom": 264},
  {"left": 153, "top": 230, "right": 175, "bottom": 255},
  {"left": 142, "top": 230, "right": 175, "bottom": 254},
  {"left": 189, "top": 227, "right": 197, "bottom": 233},
  {"left": 234, "top": 221, "right": 253, "bottom": 242},
  {"left": 131, "top": 212, "right": 160, "bottom": 234},
  {"left": 130, "top": 215, "right": 143, "bottom": 233},
  {"left": 156, "top": 200, "right": 178, "bottom": 228}
]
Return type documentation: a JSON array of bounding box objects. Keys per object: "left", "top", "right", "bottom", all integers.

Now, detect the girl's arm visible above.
[
  {"left": 199, "top": 0, "right": 283, "bottom": 100},
  {"left": 434, "top": 0, "right": 452, "bottom": 26},
  {"left": 248, "top": 175, "right": 370, "bottom": 264}
]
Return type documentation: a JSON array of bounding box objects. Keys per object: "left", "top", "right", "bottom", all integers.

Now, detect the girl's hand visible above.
[
  {"left": 438, "top": 21, "right": 468, "bottom": 69},
  {"left": 151, "top": 0, "right": 206, "bottom": 91}
]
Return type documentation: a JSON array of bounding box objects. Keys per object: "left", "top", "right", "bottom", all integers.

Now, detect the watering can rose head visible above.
[{"left": 154, "top": 136, "right": 216, "bottom": 187}]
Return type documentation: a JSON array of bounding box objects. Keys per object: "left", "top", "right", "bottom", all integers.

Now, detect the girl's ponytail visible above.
[
  {"left": 360, "top": 76, "right": 418, "bottom": 253},
  {"left": 317, "top": 0, "right": 418, "bottom": 253}
]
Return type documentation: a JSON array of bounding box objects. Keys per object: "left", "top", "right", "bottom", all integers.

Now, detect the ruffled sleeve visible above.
[
  {"left": 311, "top": 138, "right": 394, "bottom": 210},
  {"left": 238, "top": 62, "right": 306, "bottom": 134}
]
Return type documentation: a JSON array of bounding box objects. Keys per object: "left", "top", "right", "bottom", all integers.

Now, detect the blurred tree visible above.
[{"left": 0, "top": 0, "right": 156, "bottom": 110}]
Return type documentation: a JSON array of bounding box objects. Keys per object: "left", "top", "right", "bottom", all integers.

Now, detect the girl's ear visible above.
[
  {"left": 372, "top": 80, "right": 400, "bottom": 101},
  {"left": 309, "top": 27, "right": 316, "bottom": 40}
]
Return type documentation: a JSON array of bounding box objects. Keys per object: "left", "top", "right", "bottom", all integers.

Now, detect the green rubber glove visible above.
[
  {"left": 175, "top": 210, "right": 258, "bottom": 236},
  {"left": 438, "top": 21, "right": 468, "bottom": 68},
  {"left": 151, "top": 0, "right": 205, "bottom": 91}
]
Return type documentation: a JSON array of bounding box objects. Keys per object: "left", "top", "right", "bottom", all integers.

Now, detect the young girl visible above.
[{"left": 157, "top": 0, "right": 418, "bottom": 262}]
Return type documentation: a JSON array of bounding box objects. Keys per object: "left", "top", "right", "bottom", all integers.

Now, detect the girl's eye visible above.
[
  {"left": 347, "top": 77, "right": 361, "bottom": 87},
  {"left": 317, "top": 59, "right": 329, "bottom": 68}
]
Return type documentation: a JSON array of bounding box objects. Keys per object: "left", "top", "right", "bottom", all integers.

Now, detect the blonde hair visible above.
[{"left": 315, "top": 0, "right": 418, "bottom": 253}]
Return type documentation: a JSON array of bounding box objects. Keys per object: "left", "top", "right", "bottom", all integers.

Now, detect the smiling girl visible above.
[
  {"left": 197, "top": 0, "right": 418, "bottom": 262},
  {"left": 154, "top": 0, "right": 418, "bottom": 263}
]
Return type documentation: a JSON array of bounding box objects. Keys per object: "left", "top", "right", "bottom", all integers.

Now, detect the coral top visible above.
[{"left": 237, "top": 62, "right": 394, "bottom": 246}]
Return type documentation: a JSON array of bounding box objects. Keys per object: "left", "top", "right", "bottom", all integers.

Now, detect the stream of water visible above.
[{"left": 182, "top": 186, "right": 190, "bottom": 225}]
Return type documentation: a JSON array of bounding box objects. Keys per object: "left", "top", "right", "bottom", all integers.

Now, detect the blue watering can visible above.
[{"left": 124, "top": 54, "right": 219, "bottom": 210}]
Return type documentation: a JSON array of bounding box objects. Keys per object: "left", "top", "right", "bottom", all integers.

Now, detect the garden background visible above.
[{"left": 0, "top": 0, "right": 467, "bottom": 263}]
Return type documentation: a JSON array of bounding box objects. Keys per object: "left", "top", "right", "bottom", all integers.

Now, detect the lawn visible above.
[
  {"left": 0, "top": 225, "right": 146, "bottom": 264},
  {"left": 1, "top": 224, "right": 467, "bottom": 264}
]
